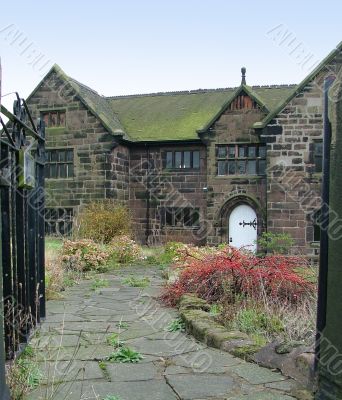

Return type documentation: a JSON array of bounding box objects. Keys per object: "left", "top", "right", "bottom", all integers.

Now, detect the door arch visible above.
[{"left": 228, "top": 204, "right": 257, "bottom": 252}]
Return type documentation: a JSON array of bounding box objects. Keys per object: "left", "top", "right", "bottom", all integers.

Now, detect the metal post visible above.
[{"left": 0, "top": 56, "right": 11, "bottom": 400}]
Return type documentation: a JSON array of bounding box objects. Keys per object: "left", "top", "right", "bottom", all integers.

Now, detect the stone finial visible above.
[{"left": 241, "top": 67, "right": 246, "bottom": 85}]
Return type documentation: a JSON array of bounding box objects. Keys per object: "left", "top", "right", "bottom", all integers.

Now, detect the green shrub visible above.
[
  {"left": 233, "top": 307, "right": 284, "bottom": 336},
  {"left": 78, "top": 201, "right": 131, "bottom": 243},
  {"left": 61, "top": 239, "right": 110, "bottom": 272},
  {"left": 256, "top": 232, "right": 294, "bottom": 255},
  {"left": 110, "top": 235, "right": 144, "bottom": 264}
]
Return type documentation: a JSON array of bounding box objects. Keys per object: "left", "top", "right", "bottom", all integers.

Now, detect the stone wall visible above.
[
  {"left": 263, "top": 54, "right": 342, "bottom": 259},
  {"left": 27, "top": 70, "right": 129, "bottom": 217},
  {"left": 205, "top": 104, "right": 267, "bottom": 245},
  {"left": 129, "top": 144, "right": 207, "bottom": 245}
]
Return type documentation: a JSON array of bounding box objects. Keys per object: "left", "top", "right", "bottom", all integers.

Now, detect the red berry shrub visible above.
[{"left": 161, "top": 247, "right": 315, "bottom": 306}]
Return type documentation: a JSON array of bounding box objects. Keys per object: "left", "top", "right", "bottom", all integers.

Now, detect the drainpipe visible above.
[{"left": 315, "top": 75, "right": 335, "bottom": 371}]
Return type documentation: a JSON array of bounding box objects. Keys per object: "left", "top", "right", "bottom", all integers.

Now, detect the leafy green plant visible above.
[
  {"left": 106, "top": 333, "right": 124, "bottom": 348},
  {"left": 209, "top": 304, "right": 222, "bottom": 316},
  {"left": 116, "top": 321, "right": 129, "bottom": 329},
  {"left": 167, "top": 318, "right": 185, "bottom": 332},
  {"left": 78, "top": 201, "right": 131, "bottom": 243},
  {"left": 256, "top": 232, "right": 294, "bottom": 255},
  {"left": 122, "top": 276, "right": 150, "bottom": 288},
  {"left": 91, "top": 278, "right": 110, "bottom": 291},
  {"left": 233, "top": 308, "right": 284, "bottom": 336},
  {"left": 107, "top": 346, "right": 143, "bottom": 363}
]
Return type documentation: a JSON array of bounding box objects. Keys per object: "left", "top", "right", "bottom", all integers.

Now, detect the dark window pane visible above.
[
  {"left": 165, "top": 209, "right": 173, "bottom": 226},
  {"left": 183, "top": 208, "right": 191, "bottom": 226},
  {"left": 228, "top": 146, "right": 236, "bottom": 159},
  {"left": 228, "top": 161, "right": 236, "bottom": 175},
  {"left": 43, "top": 113, "right": 49, "bottom": 127},
  {"left": 59, "top": 151, "right": 66, "bottom": 162},
  {"left": 217, "top": 146, "right": 227, "bottom": 158},
  {"left": 247, "top": 160, "right": 256, "bottom": 175},
  {"left": 50, "top": 113, "right": 57, "bottom": 126},
  {"left": 175, "top": 152, "right": 182, "bottom": 168},
  {"left": 237, "top": 160, "right": 246, "bottom": 174},
  {"left": 218, "top": 161, "right": 226, "bottom": 176},
  {"left": 258, "top": 159, "right": 266, "bottom": 175},
  {"left": 314, "top": 141, "right": 323, "bottom": 156},
  {"left": 314, "top": 156, "right": 322, "bottom": 173},
  {"left": 50, "top": 164, "right": 57, "bottom": 178},
  {"left": 59, "top": 164, "right": 67, "bottom": 178},
  {"left": 59, "top": 112, "right": 66, "bottom": 126},
  {"left": 184, "top": 151, "right": 191, "bottom": 168},
  {"left": 166, "top": 152, "right": 173, "bottom": 168},
  {"left": 66, "top": 150, "right": 74, "bottom": 162},
  {"left": 51, "top": 151, "right": 58, "bottom": 162},
  {"left": 174, "top": 209, "right": 183, "bottom": 226},
  {"left": 238, "top": 146, "right": 246, "bottom": 158},
  {"left": 191, "top": 210, "right": 200, "bottom": 227},
  {"left": 259, "top": 146, "right": 267, "bottom": 158},
  {"left": 248, "top": 146, "right": 256, "bottom": 158},
  {"left": 67, "top": 164, "right": 74, "bottom": 177},
  {"left": 192, "top": 151, "right": 200, "bottom": 169}
]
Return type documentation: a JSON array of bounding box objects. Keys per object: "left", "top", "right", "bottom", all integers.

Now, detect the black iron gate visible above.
[{"left": 0, "top": 65, "right": 45, "bottom": 399}]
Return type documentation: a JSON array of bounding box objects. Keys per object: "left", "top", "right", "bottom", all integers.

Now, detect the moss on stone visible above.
[
  {"left": 231, "top": 343, "right": 264, "bottom": 360},
  {"left": 179, "top": 294, "right": 210, "bottom": 311}
]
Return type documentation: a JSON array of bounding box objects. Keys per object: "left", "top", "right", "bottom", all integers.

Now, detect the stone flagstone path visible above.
[{"left": 27, "top": 266, "right": 299, "bottom": 400}]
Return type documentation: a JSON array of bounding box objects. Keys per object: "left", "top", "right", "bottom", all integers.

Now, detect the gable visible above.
[{"left": 254, "top": 41, "right": 342, "bottom": 129}]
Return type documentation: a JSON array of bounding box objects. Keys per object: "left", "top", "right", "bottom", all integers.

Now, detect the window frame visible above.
[
  {"left": 41, "top": 110, "right": 66, "bottom": 128},
  {"left": 163, "top": 207, "right": 200, "bottom": 228},
  {"left": 45, "top": 148, "right": 74, "bottom": 179},
  {"left": 216, "top": 143, "right": 266, "bottom": 177},
  {"left": 164, "top": 150, "right": 200, "bottom": 170},
  {"left": 312, "top": 140, "right": 323, "bottom": 173},
  {"left": 45, "top": 207, "right": 73, "bottom": 236}
]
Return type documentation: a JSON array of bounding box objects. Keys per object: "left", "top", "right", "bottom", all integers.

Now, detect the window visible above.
[
  {"left": 45, "top": 149, "right": 74, "bottom": 178},
  {"left": 216, "top": 144, "right": 266, "bottom": 176},
  {"left": 163, "top": 207, "right": 200, "bottom": 227},
  {"left": 313, "top": 141, "right": 323, "bottom": 173},
  {"left": 41, "top": 110, "right": 66, "bottom": 127},
  {"left": 164, "top": 150, "right": 200, "bottom": 169},
  {"left": 45, "top": 208, "right": 73, "bottom": 236}
]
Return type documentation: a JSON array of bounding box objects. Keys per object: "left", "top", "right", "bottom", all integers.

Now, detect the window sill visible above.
[
  {"left": 164, "top": 168, "right": 200, "bottom": 172},
  {"left": 215, "top": 175, "right": 265, "bottom": 179},
  {"left": 46, "top": 177, "right": 74, "bottom": 181},
  {"left": 162, "top": 226, "right": 200, "bottom": 230}
]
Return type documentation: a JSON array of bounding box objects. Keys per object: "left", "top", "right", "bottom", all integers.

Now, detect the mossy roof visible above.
[
  {"left": 27, "top": 41, "right": 341, "bottom": 142},
  {"left": 107, "top": 85, "right": 294, "bottom": 141}
]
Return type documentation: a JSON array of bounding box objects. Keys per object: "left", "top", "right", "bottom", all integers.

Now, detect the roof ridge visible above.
[
  {"left": 106, "top": 84, "right": 297, "bottom": 100},
  {"left": 69, "top": 77, "right": 100, "bottom": 96}
]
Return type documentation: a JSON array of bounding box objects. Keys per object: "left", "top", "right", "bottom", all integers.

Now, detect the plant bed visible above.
[{"left": 177, "top": 293, "right": 315, "bottom": 391}]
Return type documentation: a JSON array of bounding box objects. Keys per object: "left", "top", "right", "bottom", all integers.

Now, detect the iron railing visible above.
[{"left": 0, "top": 68, "right": 45, "bottom": 399}]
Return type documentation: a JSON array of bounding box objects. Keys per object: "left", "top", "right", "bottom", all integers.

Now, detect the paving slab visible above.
[{"left": 25, "top": 266, "right": 300, "bottom": 400}]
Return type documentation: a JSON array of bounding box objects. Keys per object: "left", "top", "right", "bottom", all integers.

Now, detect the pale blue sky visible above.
[{"left": 1, "top": 0, "right": 341, "bottom": 111}]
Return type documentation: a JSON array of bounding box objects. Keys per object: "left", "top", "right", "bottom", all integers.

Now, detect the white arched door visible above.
[{"left": 228, "top": 204, "right": 257, "bottom": 252}]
